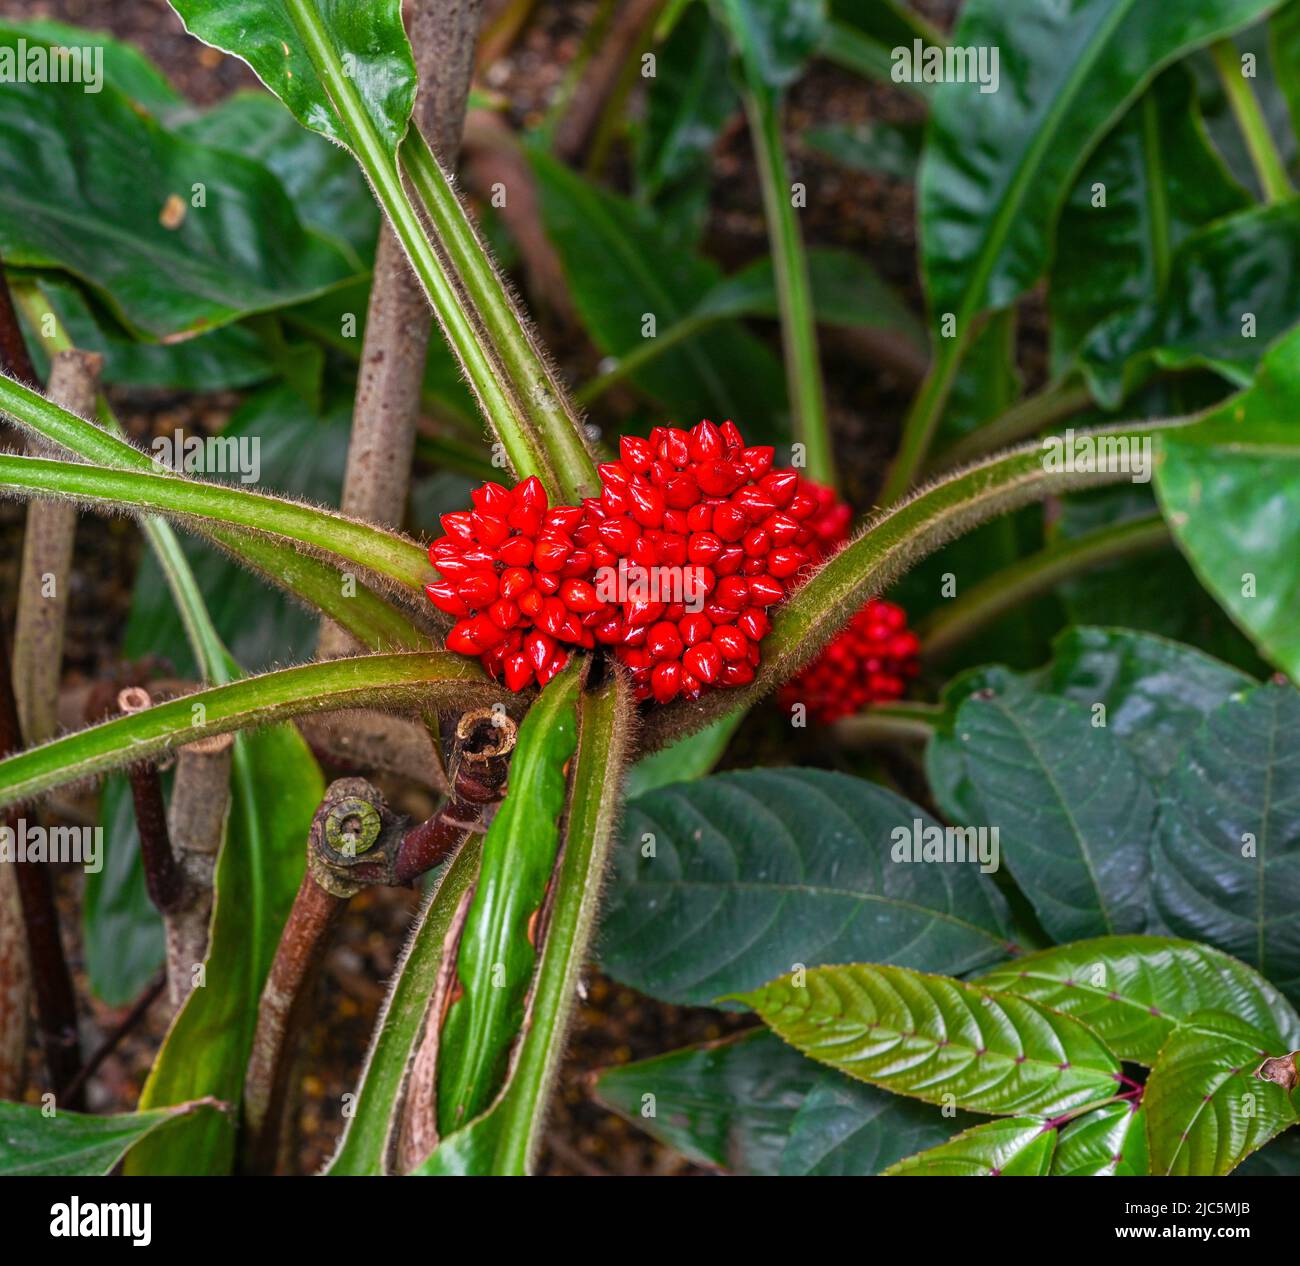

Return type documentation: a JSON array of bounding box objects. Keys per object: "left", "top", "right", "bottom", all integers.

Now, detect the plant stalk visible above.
[
  {"left": 743, "top": 82, "right": 835, "bottom": 488},
  {"left": 931, "top": 380, "right": 1095, "bottom": 473},
  {"left": 1210, "top": 38, "right": 1293, "bottom": 204},
  {"left": 832, "top": 701, "right": 943, "bottom": 746}
]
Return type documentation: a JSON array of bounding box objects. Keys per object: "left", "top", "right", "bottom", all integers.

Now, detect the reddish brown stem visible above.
[
  {"left": 0, "top": 630, "right": 83, "bottom": 1107},
  {"left": 118, "top": 689, "right": 185, "bottom": 916},
  {"left": 60, "top": 971, "right": 166, "bottom": 1106},
  {"left": 0, "top": 258, "right": 37, "bottom": 387}
]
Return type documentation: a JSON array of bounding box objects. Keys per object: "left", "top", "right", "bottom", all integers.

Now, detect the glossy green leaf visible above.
[
  {"left": 930, "top": 688, "right": 1156, "bottom": 943},
  {"left": 123, "top": 386, "right": 352, "bottom": 677},
  {"left": 19, "top": 278, "right": 274, "bottom": 393},
  {"left": 1154, "top": 332, "right": 1300, "bottom": 678},
  {"left": 921, "top": 0, "right": 1278, "bottom": 330},
  {"left": 1144, "top": 1010, "right": 1298, "bottom": 1176},
  {"left": 884, "top": 1116, "right": 1055, "bottom": 1176},
  {"left": 176, "top": 89, "right": 378, "bottom": 264},
  {"left": 0, "top": 27, "right": 357, "bottom": 339},
  {"left": 820, "top": 0, "right": 939, "bottom": 96},
  {"left": 0, "top": 652, "right": 496, "bottom": 811},
  {"left": 83, "top": 774, "right": 165, "bottom": 1006},
  {"left": 437, "top": 663, "right": 581, "bottom": 1134},
  {"left": 976, "top": 936, "right": 1300, "bottom": 1064},
  {"left": 635, "top": 2, "right": 734, "bottom": 242},
  {"left": 1152, "top": 680, "right": 1300, "bottom": 1002},
  {"left": 127, "top": 723, "right": 322, "bottom": 1173},
  {"left": 0, "top": 1099, "right": 222, "bottom": 1176},
  {"left": 1084, "top": 203, "right": 1300, "bottom": 406},
  {"left": 169, "top": 0, "right": 416, "bottom": 159},
  {"left": 528, "top": 148, "right": 788, "bottom": 440},
  {"left": 738, "top": 963, "right": 1122, "bottom": 1117},
  {"left": 1051, "top": 65, "right": 1250, "bottom": 375},
  {"left": 1042, "top": 627, "right": 1257, "bottom": 777},
  {"left": 3, "top": 18, "right": 182, "bottom": 112},
  {"left": 1052, "top": 1100, "right": 1149, "bottom": 1175},
  {"left": 595, "top": 1028, "right": 965, "bottom": 1176},
  {"left": 709, "top": 0, "right": 826, "bottom": 90},
  {"left": 600, "top": 769, "right": 1013, "bottom": 1007}
]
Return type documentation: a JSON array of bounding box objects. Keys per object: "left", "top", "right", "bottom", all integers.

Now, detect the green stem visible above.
[
  {"left": 1211, "top": 38, "right": 1293, "bottom": 204},
  {"left": 401, "top": 130, "right": 598, "bottom": 502},
  {"left": 0, "top": 347, "right": 425, "bottom": 651},
  {"left": 831, "top": 701, "right": 942, "bottom": 745},
  {"left": 282, "top": 0, "right": 554, "bottom": 493},
  {"left": 930, "top": 380, "right": 1095, "bottom": 473},
  {"left": 491, "top": 673, "right": 632, "bottom": 1173},
  {"left": 744, "top": 83, "right": 835, "bottom": 488},
  {"left": 0, "top": 652, "right": 497, "bottom": 811},
  {"left": 0, "top": 451, "right": 433, "bottom": 597},
  {"left": 919, "top": 513, "right": 1171, "bottom": 657},
  {"left": 879, "top": 329, "right": 970, "bottom": 504}
]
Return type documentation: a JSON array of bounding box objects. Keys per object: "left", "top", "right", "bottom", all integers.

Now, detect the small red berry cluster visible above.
[
  {"left": 423, "top": 419, "right": 917, "bottom": 712},
  {"left": 778, "top": 599, "right": 920, "bottom": 723}
]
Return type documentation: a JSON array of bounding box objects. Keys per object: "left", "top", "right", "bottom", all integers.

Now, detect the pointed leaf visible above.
[
  {"left": 168, "top": 0, "right": 415, "bottom": 159},
  {"left": 600, "top": 769, "right": 1014, "bottom": 1008},
  {"left": 0, "top": 1099, "right": 223, "bottom": 1176},
  {"left": 931, "top": 689, "right": 1156, "bottom": 942},
  {"left": 1153, "top": 680, "right": 1300, "bottom": 1002},
  {"left": 1144, "top": 1010, "right": 1298, "bottom": 1175},
  {"left": 1052, "top": 1100, "right": 1149, "bottom": 1175},
  {"left": 884, "top": 1116, "right": 1055, "bottom": 1176},
  {"left": 738, "top": 963, "right": 1122, "bottom": 1117},
  {"left": 976, "top": 935, "right": 1300, "bottom": 1064}
]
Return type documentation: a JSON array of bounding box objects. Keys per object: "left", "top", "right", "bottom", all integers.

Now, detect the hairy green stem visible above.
[
  {"left": 831, "top": 701, "right": 943, "bottom": 746},
  {"left": 880, "top": 330, "right": 969, "bottom": 504},
  {"left": 931, "top": 380, "right": 1095, "bottom": 473}
]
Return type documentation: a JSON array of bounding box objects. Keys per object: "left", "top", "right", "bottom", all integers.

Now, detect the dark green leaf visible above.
[
  {"left": 600, "top": 769, "right": 1013, "bottom": 1007},
  {"left": 1153, "top": 680, "right": 1300, "bottom": 1003},
  {"left": 528, "top": 147, "right": 788, "bottom": 440},
  {"left": 1144, "top": 1010, "right": 1298, "bottom": 1175},
  {"left": 884, "top": 1116, "right": 1055, "bottom": 1176},
  {"left": 0, "top": 27, "right": 357, "bottom": 338},
  {"left": 929, "top": 689, "right": 1156, "bottom": 942},
  {"left": 169, "top": 0, "right": 416, "bottom": 159},
  {"left": 710, "top": 0, "right": 826, "bottom": 90},
  {"left": 1084, "top": 203, "right": 1300, "bottom": 406},
  {"left": 921, "top": 0, "right": 1279, "bottom": 331},
  {"left": 1235, "top": 1128, "right": 1300, "bottom": 1174},
  {"left": 1052, "top": 1101, "right": 1149, "bottom": 1175},
  {"left": 1050, "top": 65, "right": 1249, "bottom": 375},
  {"left": 976, "top": 935, "right": 1300, "bottom": 1063},
  {"left": 623, "top": 712, "right": 742, "bottom": 801},
  {"left": 175, "top": 89, "right": 379, "bottom": 264},
  {"left": 0, "top": 1099, "right": 222, "bottom": 1176},
  {"left": 820, "top": 0, "right": 936, "bottom": 96}
]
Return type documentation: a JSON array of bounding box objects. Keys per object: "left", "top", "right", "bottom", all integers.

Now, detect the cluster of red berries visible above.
[
  {"left": 423, "top": 420, "right": 917, "bottom": 713},
  {"left": 778, "top": 599, "right": 920, "bottom": 723}
]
